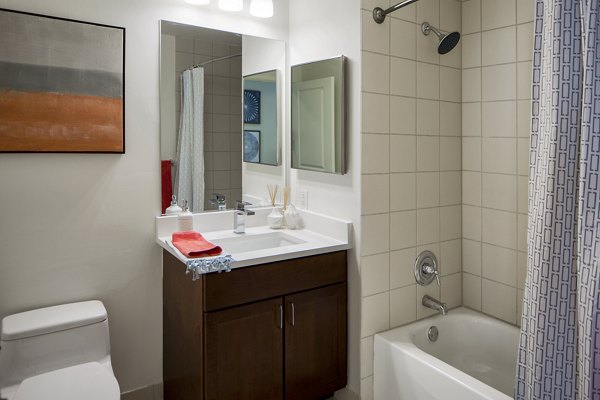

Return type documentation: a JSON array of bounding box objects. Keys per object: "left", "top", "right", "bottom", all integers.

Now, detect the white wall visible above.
[
  {"left": 0, "top": 0, "right": 288, "bottom": 393},
  {"left": 289, "top": 1, "right": 362, "bottom": 398}
]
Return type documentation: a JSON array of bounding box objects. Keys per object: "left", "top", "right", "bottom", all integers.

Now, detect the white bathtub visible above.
[{"left": 374, "top": 307, "right": 519, "bottom": 400}]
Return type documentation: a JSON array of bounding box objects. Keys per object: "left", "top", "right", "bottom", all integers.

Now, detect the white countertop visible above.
[{"left": 156, "top": 207, "right": 352, "bottom": 270}]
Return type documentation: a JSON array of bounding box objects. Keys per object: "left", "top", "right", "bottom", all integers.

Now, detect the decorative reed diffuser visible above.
[
  {"left": 267, "top": 184, "right": 278, "bottom": 206},
  {"left": 267, "top": 184, "right": 283, "bottom": 229},
  {"left": 282, "top": 186, "right": 290, "bottom": 212},
  {"left": 283, "top": 186, "right": 299, "bottom": 229}
]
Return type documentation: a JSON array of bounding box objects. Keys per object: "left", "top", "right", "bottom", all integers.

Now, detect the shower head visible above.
[{"left": 421, "top": 22, "right": 460, "bottom": 55}]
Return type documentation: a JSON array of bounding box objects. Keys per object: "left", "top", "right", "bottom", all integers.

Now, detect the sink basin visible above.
[{"left": 212, "top": 231, "right": 306, "bottom": 254}]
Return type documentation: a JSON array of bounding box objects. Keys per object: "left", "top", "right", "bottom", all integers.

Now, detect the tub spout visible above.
[{"left": 422, "top": 295, "right": 448, "bottom": 316}]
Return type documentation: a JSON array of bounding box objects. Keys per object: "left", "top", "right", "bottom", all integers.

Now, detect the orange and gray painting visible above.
[{"left": 0, "top": 10, "right": 124, "bottom": 152}]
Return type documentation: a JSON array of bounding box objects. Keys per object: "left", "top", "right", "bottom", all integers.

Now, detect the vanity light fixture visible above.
[
  {"left": 184, "top": 0, "right": 210, "bottom": 4},
  {"left": 218, "top": 0, "right": 243, "bottom": 11},
  {"left": 250, "top": 0, "right": 273, "bottom": 18}
]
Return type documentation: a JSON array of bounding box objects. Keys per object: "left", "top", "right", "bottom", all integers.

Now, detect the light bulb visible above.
[
  {"left": 184, "top": 0, "right": 210, "bottom": 4},
  {"left": 250, "top": 0, "right": 273, "bottom": 17},
  {"left": 218, "top": 0, "right": 243, "bottom": 11}
]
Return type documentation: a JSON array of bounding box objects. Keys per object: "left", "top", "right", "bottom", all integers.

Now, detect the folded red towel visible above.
[{"left": 172, "top": 231, "right": 222, "bottom": 258}]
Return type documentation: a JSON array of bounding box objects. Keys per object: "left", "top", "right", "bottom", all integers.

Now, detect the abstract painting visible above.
[
  {"left": 243, "top": 130, "right": 260, "bottom": 163},
  {"left": 0, "top": 9, "right": 125, "bottom": 153},
  {"left": 243, "top": 89, "right": 261, "bottom": 124}
]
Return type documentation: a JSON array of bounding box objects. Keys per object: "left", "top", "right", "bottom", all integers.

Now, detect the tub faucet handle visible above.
[
  {"left": 415, "top": 250, "right": 440, "bottom": 286},
  {"left": 423, "top": 263, "right": 440, "bottom": 286}
]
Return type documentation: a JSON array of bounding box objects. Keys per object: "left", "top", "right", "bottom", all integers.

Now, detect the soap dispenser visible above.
[
  {"left": 165, "top": 195, "right": 182, "bottom": 215},
  {"left": 178, "top": 200, "right": 194, "bottom": 231}
]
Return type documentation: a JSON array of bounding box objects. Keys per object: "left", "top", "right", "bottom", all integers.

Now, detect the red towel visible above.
[
  {"left": 161, "top": 160, "right": 173, "bottom": 214},
  {"left": 172, "top": 231, "right": 222, "bottom": 258}
]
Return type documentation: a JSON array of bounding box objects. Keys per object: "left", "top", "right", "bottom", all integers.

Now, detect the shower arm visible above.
[
  {"left": 373, "top": 0, "right": 419, "bottom": 24},
  {"left": 421, "top": 22, "right": 444, "bottom": 40}
]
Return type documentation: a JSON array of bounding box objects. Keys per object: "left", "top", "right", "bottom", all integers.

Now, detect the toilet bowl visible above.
[{"left": 0, "top": 301, "right": 120, "bottom": 400}]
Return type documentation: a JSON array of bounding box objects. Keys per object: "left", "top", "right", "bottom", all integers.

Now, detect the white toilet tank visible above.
[{"left": 0, "top": 301, "right": 113, "bottom": 390}]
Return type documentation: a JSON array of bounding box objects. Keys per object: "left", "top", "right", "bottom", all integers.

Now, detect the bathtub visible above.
[{"left": 374, "top": 307, "right": 519, "bottom": 400}]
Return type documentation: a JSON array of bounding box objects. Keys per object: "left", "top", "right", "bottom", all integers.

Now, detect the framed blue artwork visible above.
[
  {"left": 243, "top": 89, "right": 261, "bottom": 124},
  {"left": 243, "top": 130, "right": 260, "bottom": 163}
]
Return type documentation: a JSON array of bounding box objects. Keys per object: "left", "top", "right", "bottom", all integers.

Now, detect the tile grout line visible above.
[{"left": 479, "top": 0, "right": 484, "bottom": 313}]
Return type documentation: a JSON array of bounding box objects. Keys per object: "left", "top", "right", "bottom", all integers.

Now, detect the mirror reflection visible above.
[
  {"left": 159, "top": 21, "right": 284, "bottom": 213},
  {"left": 243, "top": 70, "right": 279, "bottom": 166},
  {"left": 291, "top": 56, "right": 346, "bottom": 175}
]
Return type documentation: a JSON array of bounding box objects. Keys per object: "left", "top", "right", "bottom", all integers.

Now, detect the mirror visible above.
[
  {"left": 243, "top": 70, "right": 279, "bottom": 166},
  {"left": 159, "top": 21, "right": 285, "bottom": 213},
  {"left": 291, "top": 56, "right": 346, "bottom": 175}
]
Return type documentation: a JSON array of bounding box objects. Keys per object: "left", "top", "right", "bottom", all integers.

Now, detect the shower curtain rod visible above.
[
  {"left": 373, "top": 0, "right": 419, "bottom": 23},
  {"left": 185, "top": 53, "right": 242, "bottom": 71}
]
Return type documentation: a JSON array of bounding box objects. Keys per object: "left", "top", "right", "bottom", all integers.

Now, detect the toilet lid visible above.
[{"left": 14, "top": 362, "right": 120, "bottom": 400}]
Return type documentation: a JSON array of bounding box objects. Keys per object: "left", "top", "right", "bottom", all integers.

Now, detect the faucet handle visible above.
[
  {"left": 236, "top": 200, "right": 252, "bottom": 211},
  {"left": 212, "top": 192, "right": 226, "bottom": 202},
  {"left": 415, "top": 250, "right": 440, "bottom": 286},
  {"left": 422, "top": 263, "right": 441, "bottom": 286}
]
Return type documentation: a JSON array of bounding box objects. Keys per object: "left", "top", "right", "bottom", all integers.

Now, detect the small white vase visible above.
[
  {"left": 268, "top": 207, "right": 283, "bottom": 229},
  {"left": 284, "top": 204, "right": 299, "bottom": 230}
]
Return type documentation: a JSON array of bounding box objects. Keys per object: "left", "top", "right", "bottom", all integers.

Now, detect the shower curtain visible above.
[
  {"left": 175, "top": 67, "right": 205, "bottom": 212},
  {"left": 516, "top": 0, "right": 600, "bottom": 399}
]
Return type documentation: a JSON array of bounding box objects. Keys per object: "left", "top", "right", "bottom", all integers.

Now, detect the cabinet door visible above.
[
  {"left": 284, "top": 284, "right": 347, "bottom": 400},
  {"left": 205, "top": 298, "right": 283, "bottom": 400}
]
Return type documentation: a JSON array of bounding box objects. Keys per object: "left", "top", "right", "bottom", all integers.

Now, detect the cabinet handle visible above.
[
  {"left": 291, "top": 302, "right": 295, "bottom": 326},
  {"left": 279, "top": 304, "right": 283, "bottom": 329}
]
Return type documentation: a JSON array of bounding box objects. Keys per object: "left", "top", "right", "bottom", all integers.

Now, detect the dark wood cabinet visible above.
[
  {"left": 163, "top": 250, "right": 347, "bottom": 400},
  {"left": 205, "top": 298, "right": 283, "bottom": 400},
  {"left": 284, "top": 284, "right": 347, "bottom": 400}
]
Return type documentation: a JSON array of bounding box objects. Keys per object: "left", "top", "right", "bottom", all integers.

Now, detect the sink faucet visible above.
[
  {"left": 233, "top": 201, "right": 255, "bottom": 234},
  {"left": 210, "top": 193, "right": 227, "bottom": 211},
  {"left": 422, "top": 295, "right": 448, "bottom": 316}
]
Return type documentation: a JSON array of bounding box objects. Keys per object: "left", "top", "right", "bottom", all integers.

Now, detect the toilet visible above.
[{"left": 0, "top": 300, "right": 120, "bottom": 400}]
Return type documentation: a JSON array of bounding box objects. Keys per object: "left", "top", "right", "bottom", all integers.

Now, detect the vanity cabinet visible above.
[{"left": 163, "top": 250, "right": 347, "bottom": 400}]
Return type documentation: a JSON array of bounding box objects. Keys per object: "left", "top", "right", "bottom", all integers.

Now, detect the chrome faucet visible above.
[
  {"left": 233, "top": 201, "right": 255, "bottom": 234},
  {"left": 210, "top": 193, "right": 227, "bottom": 211},
  {"left": 422, "top": 295, "right": 448, "bottom": 316}
]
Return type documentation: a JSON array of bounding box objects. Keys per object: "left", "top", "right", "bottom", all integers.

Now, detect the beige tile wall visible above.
[
  {"left": 360, "top": 0, "right": 462, "bottom": 397},
  {"left": 175, "top": 36, "right": 243, "bottom": 210},
  {"left": 461, "top": 0, "right": 533, "bottom": 326}
]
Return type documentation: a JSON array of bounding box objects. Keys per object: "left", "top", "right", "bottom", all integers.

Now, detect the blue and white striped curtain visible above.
[{"left": 516, "top": 0, "right": 600, "bottom": 398}]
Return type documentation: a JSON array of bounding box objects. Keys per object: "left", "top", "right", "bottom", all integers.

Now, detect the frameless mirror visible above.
[
  {"left": 159, "top": 21, "right": 285, "bottom": 213},
  {"left": 291, "top": 56, "right": 346, "bottom": 175},
  {"left": 243, "top": 70, "right": 280, "bottom": 166}
]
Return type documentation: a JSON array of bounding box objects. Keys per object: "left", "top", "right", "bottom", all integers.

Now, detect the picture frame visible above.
[
  {"left": 243, "top": 89, "right": 261, "bottom": 124},
  {"left": 0, "top": 8, "right": 126, "bottom": 153},
  {"left": 243, "top": 130, "right": 261, "bottom": 163}
]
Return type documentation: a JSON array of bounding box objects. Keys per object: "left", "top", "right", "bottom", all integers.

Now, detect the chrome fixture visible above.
[
  {"left": 421, "top": 22, "right": 461, "bottom": 54},
  {"left": 185, "top": 53, "right": 242, "bottom": 72},
  {"left": 233, "top": 201, "right": 255, "bottom": 234},
  {"left": 415, "top": 250, "right": 440, "bottom": 286},
  {"left": 427, "top": 326, "right": 439, "bottom": 342},
  {"left": 373, "top": 0, "right": 419, "bottom": 24},
  {"left": 422, "top": 295, "right": 448, "bottom": 316},
  {"left": 209, "top": 193, "right": 227, "bottom": 211}
]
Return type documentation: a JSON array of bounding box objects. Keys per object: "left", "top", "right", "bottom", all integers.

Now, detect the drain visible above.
[{"left": 428, "top": 326, "right": 439, "bottom": 342}]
